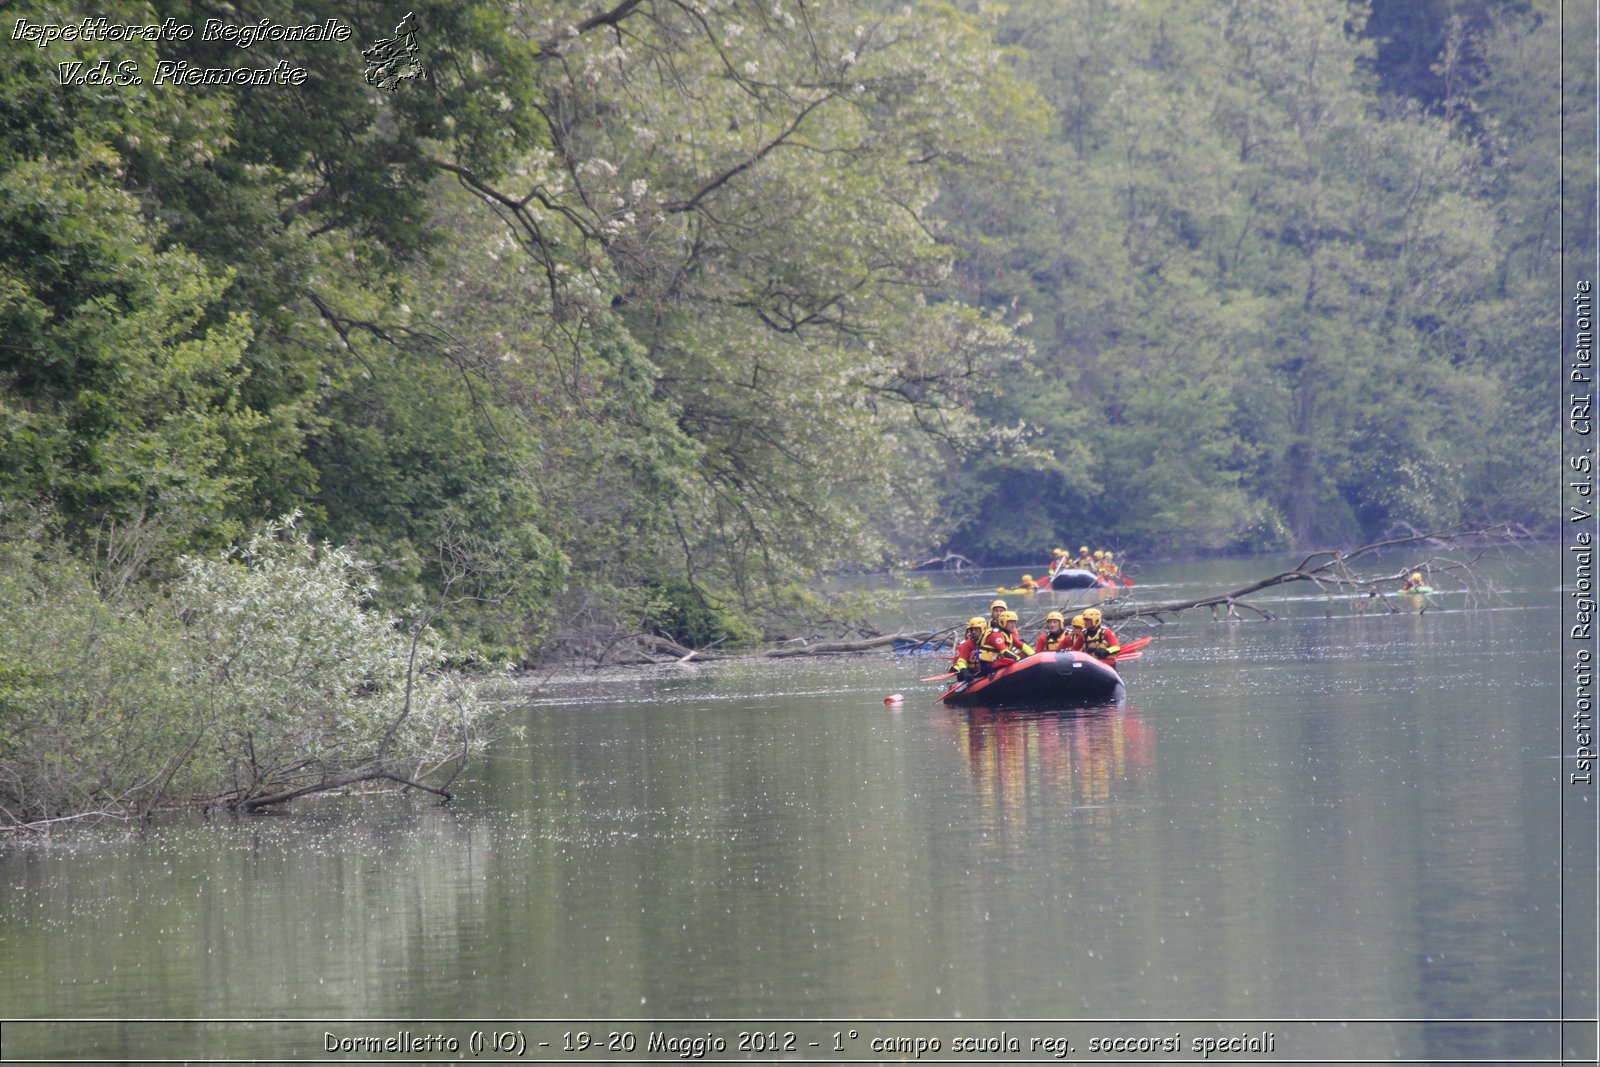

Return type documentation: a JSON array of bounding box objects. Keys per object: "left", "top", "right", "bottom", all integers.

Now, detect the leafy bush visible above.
[
  {"left": 173, "top": 516, "right": 497, "bottom": 809},
  {"left": 641, "top": 577, "right": 760, "bottom": 649},
  {"left": 0, "top": 515, "right": 498, "bottom": 827},
  {"left": 0, "top": 534, "right": 193, "bottom": 824}
]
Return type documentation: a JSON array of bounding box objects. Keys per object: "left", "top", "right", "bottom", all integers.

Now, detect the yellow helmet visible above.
[
  {"left": 967, "top": 617, "right": 986, "bottom": 630},
  {"left": 1046, "top": 611, "right": 1064, "bottom": 624},
  {"left": 1104, "top": 551, "right": 1113, "bottom": 559},
  {"left": 1022, "top": 574, "right": 1034, "bottom": 583},
  {"left": 1093, "top": 550, "right": 1105, "bottom": 558},
  {"left": 1083, "top": 607, "right": 1103, "bottom": 626},
  {"left": 1000, "top": 610, "right": 1018, "bottom": 623},
  {"left": 1079, "top": 546, "right": 1089, "bottom": 553},
  {"left": 1070, "top": 614, "right": 1086, "bottom": 628},
  {"left": 1410, "top": 572, "right": 1422, "bottom": 582}
]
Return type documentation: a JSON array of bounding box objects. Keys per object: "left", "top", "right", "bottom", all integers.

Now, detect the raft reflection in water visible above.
[{"left": 937, "top": 704, "right": 1155, "bottom": 838}]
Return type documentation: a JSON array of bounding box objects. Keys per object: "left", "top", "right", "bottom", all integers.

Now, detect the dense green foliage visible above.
[
  {"left": 940, "top": 0, "right": 1570, "bottom": 560},
  {"left": 0, "top": 0, "right": 1573, "bottom": 655}
]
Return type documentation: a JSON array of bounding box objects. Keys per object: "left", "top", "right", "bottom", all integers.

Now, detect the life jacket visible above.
[
  {"left": 1082, "top": 624, "right": 1120, "bottom": 660},
  {"left": 978, "top": 628, "right": 1011, "bottom": 665},
  {"left": 1001, "top": 628, "right": 1034, "bottom": 661},
  {"left": 1034, "top": 628, "right": 1073, "bottom": 652},
  {"left": 951, "top": 636, "right": 980, "bottom": 671}
]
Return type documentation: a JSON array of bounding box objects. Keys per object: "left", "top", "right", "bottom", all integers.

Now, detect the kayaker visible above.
[
  {"left": 950, "top": 617, "right": 986, "bottom": 682},
  {"left": 1080, "top": 607, "right": 1121, "bottom": 663},
  {"left": 998, "top": 610, "right": 1034, "bottom": 662},
  {"left": 1033, "top": 610, "right": 1073, "bottom": 652},
  {"left": 1401, "top": 571, "right": 1427, "bottom": 593}
]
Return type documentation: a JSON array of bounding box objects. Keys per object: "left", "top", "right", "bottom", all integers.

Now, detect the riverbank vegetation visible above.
[
  {"left": 0, "top": 1, "right": 1579, "bottom": 822},
  {"left": 0, "top": 513, "right": 491, "bottom": 825}
]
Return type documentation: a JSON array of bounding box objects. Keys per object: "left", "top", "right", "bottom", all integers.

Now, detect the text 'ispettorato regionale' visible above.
[{"left": 11, "top": 17, "right": 352, "bottom": 87}]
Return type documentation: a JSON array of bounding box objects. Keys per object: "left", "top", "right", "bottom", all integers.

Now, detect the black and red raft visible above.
[
  {"left": 1048, "top": 567, "right": 1114, "bottom": 590},
  {"left": 940, "top": 650, "right": 1126, "bottom": 707}
]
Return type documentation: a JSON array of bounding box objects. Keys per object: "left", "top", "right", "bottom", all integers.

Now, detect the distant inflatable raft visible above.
[
  {"left": 940, "top": 651, "right": 1126, "bottom": 707},
  {"left": 1048, "top": 567, "right": 1108, "bottom": 590}
]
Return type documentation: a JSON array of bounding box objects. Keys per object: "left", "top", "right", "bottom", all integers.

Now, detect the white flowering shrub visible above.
[{"left": 174, "top": 516, "right": 496, "bottom": 809}]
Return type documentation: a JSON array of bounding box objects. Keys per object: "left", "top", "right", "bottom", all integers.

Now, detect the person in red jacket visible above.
[
  {"left": 977, "top": 614, "right": 1013, "bottom": 674},
  {"left": 1065, "top": 614, "right": 1087, "bottom": 652},
  {"left": 1033, "top": 610, "right": 1074, "bottom": 652},
  {"left": 998, "top": 610, "right": 1034, "bottom": 663},
  {"left": 949, "top": 617, "right": 986, "bottom": 681},
  {"left": 1080, "top": 607, "right": 1121, "bottom": 664}
]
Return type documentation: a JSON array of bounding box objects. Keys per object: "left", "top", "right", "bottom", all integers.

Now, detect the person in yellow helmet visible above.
[
  {"left": 1080, "top": 607, "right": 1121, "bottom": 663},
  {"left": 1401, "top": 571, "right": 1429, "bottom": 594},
  {"left": 1033, "top": 610, "right": 1074, "bottom": 652},
  {"left": 1075, "top": 546, "right": 1093, "bottom": 568},
  {"left": 949, "top": 617, "right": 987, "bottom": 682},
  {"left": 998, "top": 610, "right": 1034, "bottom": 662},
  {"left": 977, "top": 608, "right": 1015, "bottom": 673},
  {"left": 1064, "top": 614, "right": 1087, "bottom": 651}
]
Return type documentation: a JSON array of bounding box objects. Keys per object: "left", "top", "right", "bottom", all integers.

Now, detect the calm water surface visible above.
[{"left": 1, "top": 552, "right": 1592, "bottom": 1063}]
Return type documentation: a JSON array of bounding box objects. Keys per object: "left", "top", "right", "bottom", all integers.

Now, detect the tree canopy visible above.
[{"left": 0, "top": 0, "right": 1571, "bottom": 660}]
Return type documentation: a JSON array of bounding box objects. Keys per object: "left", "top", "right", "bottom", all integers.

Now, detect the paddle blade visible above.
[
  {"left": 921, "top": 672, "right": 955, "bottom": 683},
  {"left": 1121, "top": 576, "right": 1135, "bottom": 586}
]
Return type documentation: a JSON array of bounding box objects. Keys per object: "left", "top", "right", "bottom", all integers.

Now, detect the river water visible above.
[{"left": 1, "top": 551, "right": 1593, "bottom": 1064}]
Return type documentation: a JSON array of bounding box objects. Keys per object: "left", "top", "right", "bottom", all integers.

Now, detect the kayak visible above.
[
  {"left": 940, "top": 650, "right": 1126, "bottom": 707},
  {"left": 1048, "top": 567, "right": 1110, "bottom": 590},
  {"left": 1398, "top": 586, "right": 1431, "bottom": 611}
]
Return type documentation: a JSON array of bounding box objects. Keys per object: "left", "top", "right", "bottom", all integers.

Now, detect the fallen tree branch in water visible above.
[
  {"left": 1110, "top": 523, "right": 1530, "bottom": 624},
  {"left": 237, "top": 768, "right": 453, "bottom": 813},
  {"left": 904, "top": 552, "right": 977, "bottom": 571},
  {"left": 761, "top": 631, "right": 946, "bottom": 657},
  {"left": 579, "top": 625, "right": 958, "bottom": 665}
]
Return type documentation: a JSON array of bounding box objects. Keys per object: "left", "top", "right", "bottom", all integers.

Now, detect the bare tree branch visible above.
[
  {"left": 1113, "top": 524, "right": 1529, "bottom": 623},
  {"left": 534, "top": 0, "right": 648, "bottom": 58}
]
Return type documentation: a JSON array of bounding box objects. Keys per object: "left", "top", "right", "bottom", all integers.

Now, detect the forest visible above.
[{"left": 0, "top": 1, "right": 1586, "bottom": 818}]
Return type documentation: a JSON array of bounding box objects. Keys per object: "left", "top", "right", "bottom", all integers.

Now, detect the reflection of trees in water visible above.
[{"left": 939, "top": 705, "right": 1155, "bottom": 839}]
